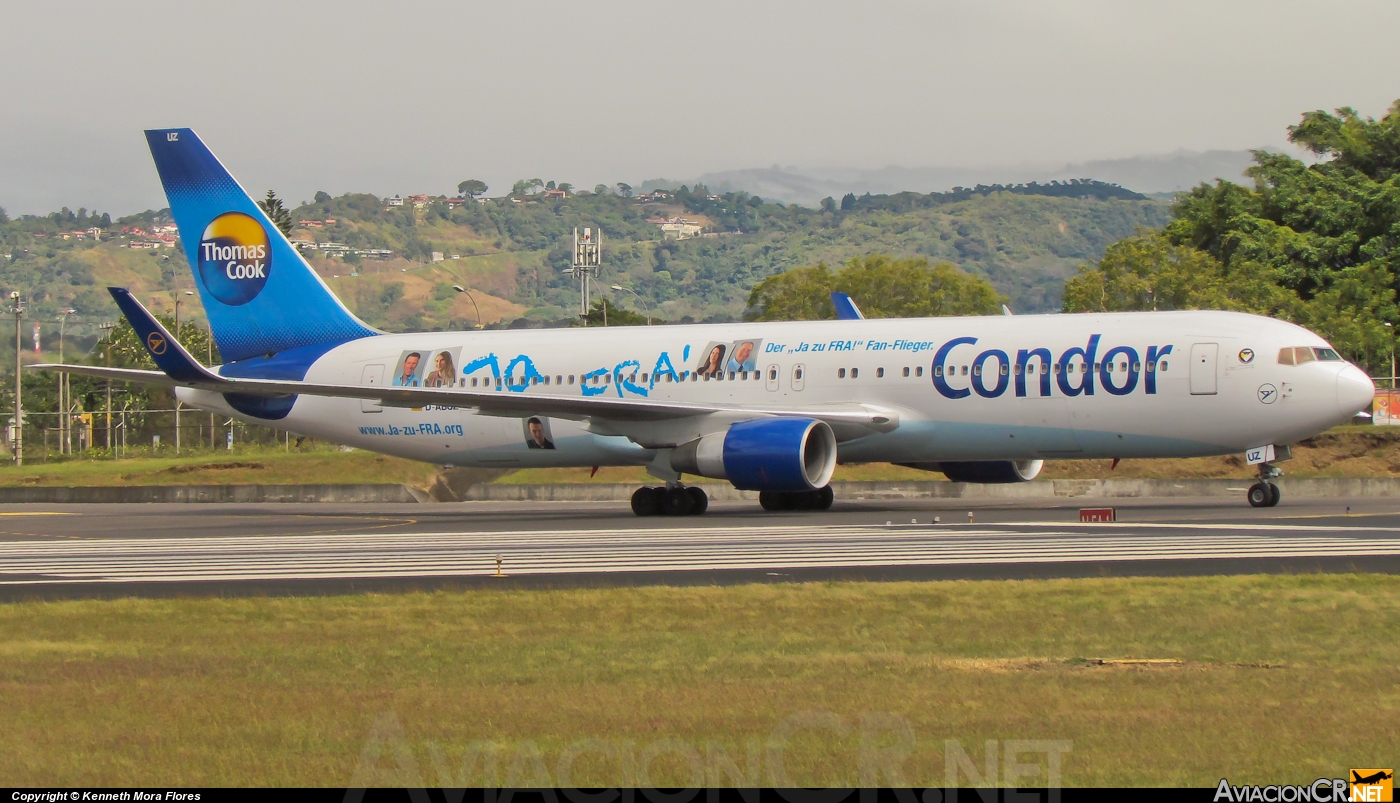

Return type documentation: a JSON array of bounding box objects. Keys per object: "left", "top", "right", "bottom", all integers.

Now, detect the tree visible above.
[
  {"left": 557, "top": 183, "right": 573, "bottom": 194},
  {"left": 746, "top": 254, "right": 1004, "bottom": 321},
  {"left": 314, "top": 190, "right": 332, "bottom": 203},
  {"left": 840, "top": 193, "right": 856, "bottom": 211},
  {"left": 528, "top": 178, "right": 544, "bottom": 195},
  {"left": 457, "top": 179, "right": 488, "bottom": 199},
  {"left": 594, "top": 184, "right": 611, "bottom": 196},
  {"left": 510, "top": 180, "right": 531, "bottom": 197},
  {"left": 579, "top": 297, "right": 648, "bottom": 327},
  {"left": 1070, "top": 99, "right": 1400, "bottom": 368},
  {"left": 257, "top": 191, "right": 293, "bottom": 237},
  {"left": 820, "top": 196, "right": 837, "bottom": 213},
  {"left": 545, "top": 180, "right": 556, "bottom": 191},
  {"left": 616, "top": 182, "right": 633, "bottom": 198}
]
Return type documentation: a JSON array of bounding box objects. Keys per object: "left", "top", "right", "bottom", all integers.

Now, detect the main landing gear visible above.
[
  {"left": 1247, "top": 462, "right": 1283, "bottom": 508},
  {"left": 631, "top": 485, "right": 709, "bottom": 517},
  {"left": 759, "top": 486, "right": 834, "bottom": 512}
]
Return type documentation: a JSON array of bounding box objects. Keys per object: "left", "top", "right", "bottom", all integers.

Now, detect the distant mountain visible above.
[{"left": 641, "top": 149, "right": 1264, "bottom": 206}]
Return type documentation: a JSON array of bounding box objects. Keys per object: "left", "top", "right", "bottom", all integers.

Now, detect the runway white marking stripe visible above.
[{"left": 2, "top": 522, "right": 1397, "bottom": 584}]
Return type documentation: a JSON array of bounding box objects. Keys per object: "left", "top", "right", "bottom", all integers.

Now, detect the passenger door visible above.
[
  {"left": 360, "top": 364, "right": 385, "bottom": 412},
  {"left": 1190, "top": 343, "right": 1218, "bottom": 395},
  {"left": 765, "top": 364, "right": 780, "bottom": 392},
  {"left": 791, "top": 364, "right": 806, "bottom": 391}
]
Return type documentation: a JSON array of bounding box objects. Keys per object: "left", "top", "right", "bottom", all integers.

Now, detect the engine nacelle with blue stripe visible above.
[{"left": 671, "top": 417, "right": 837, "bottom": 492}]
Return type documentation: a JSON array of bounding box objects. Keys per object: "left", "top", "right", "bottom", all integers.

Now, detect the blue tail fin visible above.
[
  {"left": 144, "top": 128, "right": 378, "bottom": 361},
  {"left": 831, "top": 291, "right": 865, "bottom": 320}
]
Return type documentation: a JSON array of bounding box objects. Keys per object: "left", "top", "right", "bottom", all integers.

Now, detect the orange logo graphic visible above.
[
  {"left": 1350, "top": 769, "right": 1393, "bottom": 802},
  {"left": 146, "top": 332, "right": 167, "bottom": 355}
]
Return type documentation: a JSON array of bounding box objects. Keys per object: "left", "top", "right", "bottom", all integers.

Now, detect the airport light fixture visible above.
[
  {"left": 610, "top": 284, "right": 651, "bottom": 325},
  {"left": 452, "top": 285, "right": 483, "bottom": 329},
  {"left": 9, "top": 291, "right": 23, "bottom": 466}
]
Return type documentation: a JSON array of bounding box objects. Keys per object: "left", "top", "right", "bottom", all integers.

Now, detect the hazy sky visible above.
[{"left": 2, "top": 0, "right": 1397, "bottom": 215}]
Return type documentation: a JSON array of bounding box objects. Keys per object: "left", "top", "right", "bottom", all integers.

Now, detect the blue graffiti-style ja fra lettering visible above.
[{"left": 933, "top": 335, "right": 1172, "bottom": 399}]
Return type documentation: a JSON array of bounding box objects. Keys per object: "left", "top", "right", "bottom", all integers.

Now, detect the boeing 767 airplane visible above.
[{"left": 33, "top": 129, "right": 1376, "bottom": 514}]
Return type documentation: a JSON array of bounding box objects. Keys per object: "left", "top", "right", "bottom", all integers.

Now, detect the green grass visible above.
[
  {"left": 1, "top": 575, "right": 1396, "bottom": 786},
  {"left": 0, "top": 443, "right": 434, "bottom": 488}
]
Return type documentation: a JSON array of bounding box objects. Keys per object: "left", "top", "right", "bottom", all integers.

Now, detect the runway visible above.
[{"left": 1, "top": 495, "right": 1398, "bottom": 597}]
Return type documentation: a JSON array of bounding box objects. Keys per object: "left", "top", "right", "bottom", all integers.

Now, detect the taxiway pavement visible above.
[{"left": 1, "top": 495, "right": 1397, "bottom": 598}]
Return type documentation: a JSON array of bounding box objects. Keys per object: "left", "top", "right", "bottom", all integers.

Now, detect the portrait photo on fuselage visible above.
[
  {"left": 392, "top": 350, "right": 425, "bottom": 387},
  {"left": 423, "top": 348, "right": 459, "bottom": 388},
  {"left": 523, "top": 416, "right": 556, "bottom": 449},
  {"left": 726, "top": 339, "right": 762, "bottom": 372},
  {"left": 695, "top": 342, "right": 728, "bottom": 377}
]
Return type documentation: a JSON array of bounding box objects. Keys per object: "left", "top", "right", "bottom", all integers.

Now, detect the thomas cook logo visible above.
[
  {"left": 198, "top": 211, "right": 271, "bottom": 306},
  {"left": 145, "top": 332, "right": 167, "bottom": 355},
  {"left": 1351, "top": 770, "right": 1393, "bottom": 802}
]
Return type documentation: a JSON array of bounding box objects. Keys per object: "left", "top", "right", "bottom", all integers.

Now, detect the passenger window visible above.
[
  {"left": 902, "top": 367, "right": 910, "bottom": 377},
  {"left": 876, "top": 367, "right": 884, "bottom": 378},
  {"left": 1026, "top": 364, "right": 1035, "bottom": 374},
  {"left": 934, "top": 365, "right": 943, "bottom": 377},
  {"left": 740, "top": 371, "right": 748, "bottom": 380},
  {"left": 915, "top": 366, "right": 923, "bottom": 377},
  {"left": 999, "top": 363, "right": 1008, "bottom": 376},
  {"left": 838, "top": 368, "right": 846, "bottom": 378},
  {"left": 961, "top": 366, "right": 968, "bottom": 376},
  {"left": 1131, "top": 362, "right": 1139, "bottom": 372},
  {"left": 1160, "top": 361, "right": 1168, "bottom": 371},
  {"left": 972, "top": 364, "right": 982, "bottom": 377},
  {"left": 769, "top": 368, "right": 777, "bottom": 380},
  {"left": 851, "top": 367, "right": 859, "bottom": 379},
  {"left": 794, "top": 368, "right": 803, "bottom": 380}
]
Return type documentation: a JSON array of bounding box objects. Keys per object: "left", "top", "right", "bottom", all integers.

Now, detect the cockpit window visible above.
[{"left": 1279, "top": 347, "right": 1324, "bottom": 365}]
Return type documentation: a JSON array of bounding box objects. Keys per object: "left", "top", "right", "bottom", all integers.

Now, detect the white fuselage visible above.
[{"left": 179, "top": 310, "right": 1374, "bottom": 470}]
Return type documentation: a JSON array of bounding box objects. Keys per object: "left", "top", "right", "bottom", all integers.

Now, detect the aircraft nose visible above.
[{"left": 1336, "top": 365, "right": 1375, "bottom": 415}]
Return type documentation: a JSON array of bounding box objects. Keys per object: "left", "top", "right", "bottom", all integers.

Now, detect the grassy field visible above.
[
  {"left": 0, "top": 443, "right": 435, "bottom": 488},
  {"left": 1, "top": 574, "right": 1395, "bottom": 786}
]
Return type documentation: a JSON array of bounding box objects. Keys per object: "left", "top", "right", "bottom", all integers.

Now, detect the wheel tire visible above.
[
  {"left": 686, "top": 486, "right": 709, "bottom": 515},
  {"left": 1247, "top": 483, "right": 1270, "bottom": 508},
  {"left": 1268, "top": 483, "right": 1281, "bottom": 507},
  {"left": 662, "top": 486, "right": 695, "bottom": 516},
  {"left": 631, "top": 486, "right": 662, "bottom": 516},
  {"left": 815, "top": 485, "right": 834, "bottom": 510},
  {"left": 759, "top": 491, "right": 783, "bottom": 511}
]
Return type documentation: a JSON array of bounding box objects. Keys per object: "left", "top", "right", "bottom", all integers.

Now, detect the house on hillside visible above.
[
  {"left": 653, "top": 216, "right": 704, "bottom": 240},
  {"left": 386, "top": 195, "right": 404, "bottom": 207},
  {"left": 408, "top": 194, "right": 431, "bottom": 208},
  {"left": 543, "top": 188, "right": 567, "bottom": 199}
]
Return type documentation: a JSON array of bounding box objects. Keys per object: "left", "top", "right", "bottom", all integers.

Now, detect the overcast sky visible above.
[{"left": 2, "top": 0, "right": 1397, "bottom": 216}]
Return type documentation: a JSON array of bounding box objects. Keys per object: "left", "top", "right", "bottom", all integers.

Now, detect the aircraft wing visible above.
[{"left": 30, "top": 289, "right": 898, "bottom": 435}]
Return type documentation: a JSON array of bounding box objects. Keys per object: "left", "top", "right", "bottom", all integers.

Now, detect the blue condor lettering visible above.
[
  {"left": 1057, "top": 334, "right": 1101, "bottom": 397},
  {"left": 933, "top": 334, "right": 1170, "bottom": 400}
]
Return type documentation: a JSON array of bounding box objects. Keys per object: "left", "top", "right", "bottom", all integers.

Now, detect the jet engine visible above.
[
  {"left": 671, "top": 417, "right": 837, "bottom": 491},
  {"left": 899, "top": 459, "right": 1044, "bottom": 483}
]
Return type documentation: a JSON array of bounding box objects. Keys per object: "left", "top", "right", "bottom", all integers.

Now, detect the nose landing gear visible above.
[
  {"left": 631, "top": 485, "right": 708, "bottom": 516},
  {"left": 1246, "top": 463, "right": 1283, "bottom": 508}
]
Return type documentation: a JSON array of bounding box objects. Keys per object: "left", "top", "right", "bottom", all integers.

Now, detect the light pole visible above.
[
  {"left": 452, "top": 285, "right": 483, "bottom": 329},
  {"left": 1385, "top": 322, "right": 1395, "bottom": 389},
  {"left": 609, "top": 284, "right": 651, "bottom": 325},
  {"left": 9, "top": 291, "right": 23, "bottom": 466},
  {"left": 57, "top": 308, "right": 75, "bottom": 454},
  {"left": 173, "top": 291, "right": 193, "bottom": 453},
  {"left": 99, "top": 321, "right": 115, "bottom": 452}
]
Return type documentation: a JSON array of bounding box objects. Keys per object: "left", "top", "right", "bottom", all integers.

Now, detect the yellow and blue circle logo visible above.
[{"left": 198, "top": 212, "right": 271, "bottom": 306}]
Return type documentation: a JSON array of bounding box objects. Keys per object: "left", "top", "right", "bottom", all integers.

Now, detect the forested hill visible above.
[{"left": 0, "top": 179, "right": 1168, "bottom": 354}]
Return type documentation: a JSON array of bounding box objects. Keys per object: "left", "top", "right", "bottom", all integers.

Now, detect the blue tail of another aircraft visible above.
[{"left": 145, "top": 128, "right": 378, "bottom": 362}]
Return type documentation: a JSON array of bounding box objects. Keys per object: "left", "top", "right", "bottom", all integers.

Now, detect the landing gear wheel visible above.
[
  {"left": 686, "top": 486, "right": 709, "bottom": 515},
  {"left": 662, "top": 486, "right": 696, "bottom": 516},
  {"left": 1268, "top": 483, "right": 1281, "bottom": 507},
  {"left": 815, "top": 485, "right": 834, "bottom": 510},
  {"left": 759, "top": 491, "right": 783, "bottom": 511},
  {"left": 631, "top": 486, "right": 663, "bottom": 516},
  {"left": 1247, "top": 483, "right": 1271, "bottom": 508}
]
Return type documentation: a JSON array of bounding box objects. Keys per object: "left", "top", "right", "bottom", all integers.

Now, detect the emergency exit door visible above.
[{"left": 1190, "top": 343, "right": 1218, "bottom": 395}]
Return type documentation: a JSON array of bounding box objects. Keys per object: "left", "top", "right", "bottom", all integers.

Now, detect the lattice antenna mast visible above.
[{"left": 568, "top": 227, "right": 602, "bottom": 323}]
